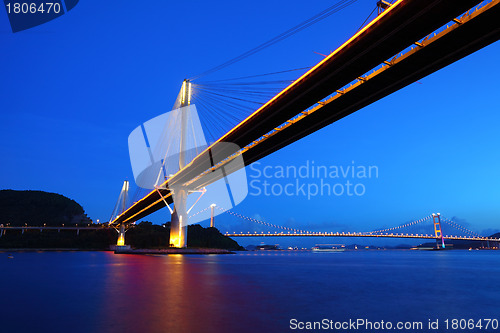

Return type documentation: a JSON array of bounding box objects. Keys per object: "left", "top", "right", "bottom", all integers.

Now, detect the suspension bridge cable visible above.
[
  {"left": 367, "top": 215, "right": 433, "bottom": 234},
  {"left": 189, "top": 0, "right": 358, "bottom": 80},
  {"left": 196, "top": 67, "right": 311, "bottom": 84},
  {"left": 215, "top": 207, "right": 315, "bottom": 233},
  {"left": 188, "top": 206, "right": 485, "bottom": 240},
  {"left": 356, "top": 6, "right": 377, "bottom": 32},
  {"left": 440, "top": 218, "right": 481, "bottom": 237}
]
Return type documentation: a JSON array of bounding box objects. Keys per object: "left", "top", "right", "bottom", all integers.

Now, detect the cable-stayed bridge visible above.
[{"left": 108, "top": 0, "right": 500, "bottom": 248}]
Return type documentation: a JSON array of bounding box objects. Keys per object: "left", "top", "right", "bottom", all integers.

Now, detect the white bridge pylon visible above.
[
  {"left": 124, "top": 79, "right": 247, "bottom": 248},
  {"left": 109, "top": 180, "right": 130, "bottom": 246}
]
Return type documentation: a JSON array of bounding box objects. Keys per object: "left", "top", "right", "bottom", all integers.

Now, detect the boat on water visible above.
[{"left": 312, "top": 244, "right": 345, "bottom": 252}]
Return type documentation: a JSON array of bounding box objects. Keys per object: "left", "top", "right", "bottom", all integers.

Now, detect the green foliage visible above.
[{"left": 0, "top": 190, "right": 90, "bottom": 226}]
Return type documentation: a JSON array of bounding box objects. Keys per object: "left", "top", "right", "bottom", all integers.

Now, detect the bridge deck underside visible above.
[{"left": 112, "top": 0, "right": 499, "bottom": 225}]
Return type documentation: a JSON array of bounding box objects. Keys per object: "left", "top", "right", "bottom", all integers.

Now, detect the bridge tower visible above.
[
  {"left": 432, "top": 213, "right": 445, "bottom": 249},
  {"left": 110, "top": 180, "right": 130, "bottom": 247},
  {"left": 169, "top": 79, "right": 192, "bottom": 248}
]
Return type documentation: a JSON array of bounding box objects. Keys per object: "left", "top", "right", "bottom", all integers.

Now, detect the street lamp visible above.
[{"left": 210, "top": 204, "right": 216, "bottom": 228}]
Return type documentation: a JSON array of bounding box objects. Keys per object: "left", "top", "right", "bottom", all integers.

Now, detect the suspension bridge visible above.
[
  {"left": 106, "top": 0, "right": 500, "bottom": 249},
  {"left": 2, "top": 209, "right": 498, "bottom": 249},
  {"left": 203, "top": 207, "right": 500, "bottom": 247}
]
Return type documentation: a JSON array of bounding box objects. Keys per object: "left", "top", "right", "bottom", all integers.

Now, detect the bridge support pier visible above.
[
  {"left": 113, "top": 224, "right": 132, "bottom": 252},
  {"left": 170, "top": 188, "right": 188, "bottom": 248},
  {"left": 117, "top": 224, "right": 126, "bottom": 246}
]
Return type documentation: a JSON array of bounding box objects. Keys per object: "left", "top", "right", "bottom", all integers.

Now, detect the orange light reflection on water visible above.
[{"left": 97, "top": 253, "right": 265, "bottom": 333}]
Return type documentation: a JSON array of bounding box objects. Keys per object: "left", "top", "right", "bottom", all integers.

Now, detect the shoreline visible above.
[
  {"left": 0, "top": 248, "right": 111, "bottom": 252},
  {"left": 0, "top": 247, "right": 237, "bottom": 254},
  {"left": 115, "top": 248, "right": 235, "bottom": 255}
]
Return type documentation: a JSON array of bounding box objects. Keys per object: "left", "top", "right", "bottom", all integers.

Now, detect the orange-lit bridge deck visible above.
[{"left": 111, "top": 0, "right": 500, "bottom": 226}]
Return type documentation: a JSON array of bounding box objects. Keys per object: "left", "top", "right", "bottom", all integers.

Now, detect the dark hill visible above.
[
  {"left": 0, "top": 190, "right": 243, "bottom": 250},
  {"left": 0, "top": 190, "right": 90, "bottom": 226}
]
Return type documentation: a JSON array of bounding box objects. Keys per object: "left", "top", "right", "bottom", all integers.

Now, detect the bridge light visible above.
[{"left": 181, "top": 81, "right": 187, "bottom": 105}]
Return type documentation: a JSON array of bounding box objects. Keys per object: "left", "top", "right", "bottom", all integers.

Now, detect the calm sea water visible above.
[{"left": 1, "top": 250, "right": 499, "bottom": 333}]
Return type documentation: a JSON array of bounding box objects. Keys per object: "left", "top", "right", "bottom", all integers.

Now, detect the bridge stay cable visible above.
[
  {"left": 110, "top": 0, "right": 499, "bottom": 249},
  {"left": 180, "top": 0, "right": 500, "bottom": 194},
  {"left": 189, "top": 0, "right": 359, "bottom": 80}
]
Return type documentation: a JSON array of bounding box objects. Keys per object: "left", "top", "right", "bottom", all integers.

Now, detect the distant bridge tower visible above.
[
  {"left": 432, "top": 213, "right": 445, "bottom": 249},
  {"left": 110, "top": 180, "right": 130, "bottom": 247},
  {"left": 169, "top": 79, "right": 192, "bottom": 248}
]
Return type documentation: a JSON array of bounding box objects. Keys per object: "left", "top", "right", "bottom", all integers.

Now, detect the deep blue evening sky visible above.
[{"left": 1, "top": 1, "right": 499, "bottom": 247}]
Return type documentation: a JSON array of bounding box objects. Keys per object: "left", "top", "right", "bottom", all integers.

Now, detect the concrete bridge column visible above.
[
  {"left": 170, "top": 188, "right": 188, "bottom": 248},
  {"left": 117, "top": 224, "right": 126, "bottom": 246},
  {"left": 169, "top": 79, "right": 191, "bottom": 248}
]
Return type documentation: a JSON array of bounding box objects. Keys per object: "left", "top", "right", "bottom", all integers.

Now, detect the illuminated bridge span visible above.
[
  {"left": 0, "top": 225, "right": 104, "bottom": 237},
  {"left": 220, "top": 212, "right": 500, "bottom": 245},
  {"left": 224, "top": 232, "right": 498, "bottom": 242},
  {"left": 109, "top": 0, "right": 500, "bottom": 248}
]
